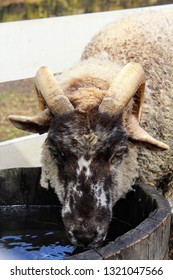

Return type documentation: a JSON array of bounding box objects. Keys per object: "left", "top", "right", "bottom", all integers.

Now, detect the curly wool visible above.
[
  {"left": 40, "top": 12, "right": 173, "bottom": 211},
  {"left": 81, "top": 12, "right": 173, "bottom": 207}
]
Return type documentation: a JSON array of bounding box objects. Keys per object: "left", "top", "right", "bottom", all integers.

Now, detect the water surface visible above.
[{"left": 0, "top": 206, "right": 76, "bottom": 260}]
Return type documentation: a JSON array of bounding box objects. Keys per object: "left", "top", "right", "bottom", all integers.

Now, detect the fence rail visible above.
[{"left": 0, "top": 4, "right": 173, "bottom": 170}]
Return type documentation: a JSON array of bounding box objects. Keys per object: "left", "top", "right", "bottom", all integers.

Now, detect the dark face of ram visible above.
[
  {"left": 47, "top": 108, "right": 128, "bottom": 248},
  {"left": 8, "top": 64, "right": 168, "bottom": 248}
]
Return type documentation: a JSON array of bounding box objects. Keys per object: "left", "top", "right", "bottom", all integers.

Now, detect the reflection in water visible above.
[
  {"left": 0, "top": 230, "right": 75, "bottom": 260},
  {"left": 0, "top": 186, "right": 149, "bottom": 259}
]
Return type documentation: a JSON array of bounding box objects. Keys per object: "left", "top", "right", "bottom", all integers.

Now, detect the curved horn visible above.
[
  {"left": 99, "top": 63, "right": 145, "bottom": 115},
  {"left": 35, "top": 66, "right": 74, "bottom": 115},
  {"left": 99, "top": 63, "right": 169, "bottom": 150}
]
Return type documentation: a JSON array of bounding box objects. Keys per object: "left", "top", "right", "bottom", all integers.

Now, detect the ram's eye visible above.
[
  {"left": 59, "top": 150, "right": 66, "bottom": 159},
  {"left": 48, "top": 144, "right": 66, "bottom": 163},
  {"left": 110, "top": 146, "right": 128, "bottom": 165},
  {"left": 110, "top": 151, "right": 120, "bottom": 163},
  {"left": 54, "top": 149, "right": 66, "bottom": 163}
]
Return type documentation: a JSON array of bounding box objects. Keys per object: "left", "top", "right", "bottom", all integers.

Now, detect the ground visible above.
[
  {"left": 0, "top": 78, "right": 37, "bottom": 141},
  {"left": 0, "top": 79, "right": 172, "bottom": 259}
]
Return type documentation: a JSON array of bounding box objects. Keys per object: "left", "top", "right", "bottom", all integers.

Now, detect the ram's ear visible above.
[
  {"left": 8, "top": 108, "right": 51, "bottom": 134},
  {"left": 126, "top": 115, "right": 169, "bottom": 150}
]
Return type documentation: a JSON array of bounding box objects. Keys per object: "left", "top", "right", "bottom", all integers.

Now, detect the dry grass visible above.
[{"left": 0, "top": 78, "right": 38, "bottom": 142}]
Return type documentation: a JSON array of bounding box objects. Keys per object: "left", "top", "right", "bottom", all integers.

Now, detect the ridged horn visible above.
[
  {"left": 99, "top": 62, "right": 169, "bottom": 150},
  {"left": 35, "top": 66, "right": 74, "bottom": 115},
  {"left": 99, "top": 63, "right": 145, "bottom": 116}
]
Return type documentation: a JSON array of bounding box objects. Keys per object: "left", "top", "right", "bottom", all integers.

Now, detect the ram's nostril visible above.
[{"left": 74, "top": 230, "right": 97, "bottom": 247}]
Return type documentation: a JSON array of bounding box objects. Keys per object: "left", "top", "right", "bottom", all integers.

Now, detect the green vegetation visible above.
[{"left": 0, "top": 0, "right": 172, "bottom": 22}]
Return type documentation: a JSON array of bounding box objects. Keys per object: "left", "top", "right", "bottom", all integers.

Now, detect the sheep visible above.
[{"left": 8, "top": 11, "right": 173, "bottom": 248}]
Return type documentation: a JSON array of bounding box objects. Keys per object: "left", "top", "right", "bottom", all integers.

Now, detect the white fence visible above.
[{"left": 0, "top": 4, "right": 173, "bottom": 170}]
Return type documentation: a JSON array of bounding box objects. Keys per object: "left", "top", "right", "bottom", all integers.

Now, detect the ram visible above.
[{"left": 8, "top": 12, "right": 173, "bottom": 248}]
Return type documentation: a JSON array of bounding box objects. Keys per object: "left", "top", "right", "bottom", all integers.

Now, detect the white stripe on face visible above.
[
  {"left": 77, "top": 156, "right": 92, "bottom": 179},
  {"left": 92, "top": 181, "right": 110, "bottom": 209}
]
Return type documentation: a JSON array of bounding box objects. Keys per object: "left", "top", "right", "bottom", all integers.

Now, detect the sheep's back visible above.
[{"left": 82, "top": 12, "right": 173, "bottom": 200}]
